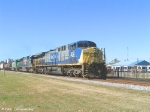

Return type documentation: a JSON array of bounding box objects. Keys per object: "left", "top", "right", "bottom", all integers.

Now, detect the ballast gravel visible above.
[{"left": 42, "top": 75, "right": 150, "bottom": 91}]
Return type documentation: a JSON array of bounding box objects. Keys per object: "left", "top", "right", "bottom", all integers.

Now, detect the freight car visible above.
[
  {"left": 0, "top": 63, "right": 4, "bottom": 70},
  {"left": 33, "top": 40, "right": 107, "bottom": 79},
  {"left": 0, "top": 63, "right": 12, "bottom": 70},
  {"left": 4, "top": 63, "right": 12, "bottom": 70}
]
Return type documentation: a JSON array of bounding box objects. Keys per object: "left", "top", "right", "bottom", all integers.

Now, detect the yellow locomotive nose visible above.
[
  {"left": 81, "top": 47, "right": 107, "bottom": 79},
  {"left": 82, "top": 47, "right": 103, "bottom": 65}
]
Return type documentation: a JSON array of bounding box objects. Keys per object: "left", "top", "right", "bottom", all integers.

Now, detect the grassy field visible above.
[{"left": 0, "top": 71, "right": 150, "bottom": 112}]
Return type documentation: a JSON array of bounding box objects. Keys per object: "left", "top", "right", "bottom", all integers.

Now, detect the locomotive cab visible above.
[{"left": 80, "top": 47, "right": 107, "bottom": 79}]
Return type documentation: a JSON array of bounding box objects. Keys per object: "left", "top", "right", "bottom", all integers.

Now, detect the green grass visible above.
[{"left": 0, "top": 71, "right": 150, "bottom": 112}]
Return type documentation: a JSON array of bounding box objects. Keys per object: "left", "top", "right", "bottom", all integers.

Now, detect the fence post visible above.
[
  {"left": 117, "top": 68, "right": 119, "bottom": 78},
  {"left": 136, "top": 68, "right": 137, "bottom": 78},
  {"left": 4, "top": 67, "right": 6, "bottom": 75}
]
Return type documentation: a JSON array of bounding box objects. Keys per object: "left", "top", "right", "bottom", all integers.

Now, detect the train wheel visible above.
[{"left": 69, "top": 71, "right": 73, "bottom": 77}]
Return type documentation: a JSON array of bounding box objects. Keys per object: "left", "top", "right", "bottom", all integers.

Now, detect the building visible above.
[
  {"left": 6, "top": 59, "right": 13, "bottom": 64},
  {"left": 112, "top": 60, "right": 150, "bottom": 72}
]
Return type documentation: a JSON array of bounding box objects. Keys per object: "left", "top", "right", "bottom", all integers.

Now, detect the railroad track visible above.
[{"left": 42, "top": 74, "right": 150, "bottom": 87}]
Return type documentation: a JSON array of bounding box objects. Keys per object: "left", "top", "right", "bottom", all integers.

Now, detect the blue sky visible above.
[{"left": 0, "top": 0, "right": 150, "bottom": 63}]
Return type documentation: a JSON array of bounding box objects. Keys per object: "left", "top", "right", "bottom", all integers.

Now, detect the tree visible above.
[{"left": 109, "top": 58, "right": 120, "bottom": 64}]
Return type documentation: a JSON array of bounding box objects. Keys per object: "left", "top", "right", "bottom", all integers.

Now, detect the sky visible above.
[{"left": 0, "top": 0, "right": 150, "bottom": 63}]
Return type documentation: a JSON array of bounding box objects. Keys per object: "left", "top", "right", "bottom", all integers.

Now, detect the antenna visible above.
[
  {"left": 104, "top": 48, "right": 106, "bottom": 63},
  {"left": 127, "top": 47, "right": 129, "bottom": 61}
]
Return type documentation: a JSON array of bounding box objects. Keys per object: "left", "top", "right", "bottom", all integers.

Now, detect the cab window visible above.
[{"left": 71, "top": 43, "right": 76, "bottom": 50}]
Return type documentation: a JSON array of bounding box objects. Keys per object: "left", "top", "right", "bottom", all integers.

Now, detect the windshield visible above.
[
  {"left": 78, "top": 43, "right": 84, "bottom": 47},
  {"left": 78, "top": 41, "right": 96, "bottom": 48},
  {"left": 89, "top": 42, "right": 96, "bottom": 47},
  {"left": 78, "top": 42, "right": 88, "bottom": 47}
]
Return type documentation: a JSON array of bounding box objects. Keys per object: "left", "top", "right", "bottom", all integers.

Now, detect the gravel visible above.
[{"left": 42, "top": 75, "right": 150, "bottom": 91}]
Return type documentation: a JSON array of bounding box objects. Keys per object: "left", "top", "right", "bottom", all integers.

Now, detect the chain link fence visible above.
[{"left": 107, "top": 68, "right": 150, "bottom": 80}]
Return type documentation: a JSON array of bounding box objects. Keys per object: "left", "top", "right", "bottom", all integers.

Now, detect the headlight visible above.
[
  {"left": 94, "top": 48, "right": 96, "bottom": 52},
  {"left": 91, "top": 60, "right": 94, "bottom": 64}
]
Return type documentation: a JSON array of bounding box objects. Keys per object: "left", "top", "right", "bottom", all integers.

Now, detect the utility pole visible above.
[
  {"left": 104, "top": 48, "right": 106, "bottom": 63},
  {"left": 3, "top": 63, "right": 6, "bottom": 75},
  {"left": 127, "top": 47, "right": 129, "bottom": 61},
  {"left": 4, "top": 68, "right": 6, "bottom": 75},
  {"left": 136, "top": 58, "right": 139, "bottom": 78}
]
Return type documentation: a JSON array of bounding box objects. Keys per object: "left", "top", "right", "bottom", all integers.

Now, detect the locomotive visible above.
[{"left": 12, "top": 40, "right": 107, "bottom": 79}]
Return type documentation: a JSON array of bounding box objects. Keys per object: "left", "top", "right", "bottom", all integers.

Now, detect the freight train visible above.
[{"left": 5, "top": 40, "right": 107, "bottom": 79}]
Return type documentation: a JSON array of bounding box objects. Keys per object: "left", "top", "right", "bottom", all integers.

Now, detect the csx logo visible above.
[
  {"left": 71, "top": 52, "right": 75, "bottom": 57},
  {"left": 50, "top": 53, "right": 58, "bottom": 61}
]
